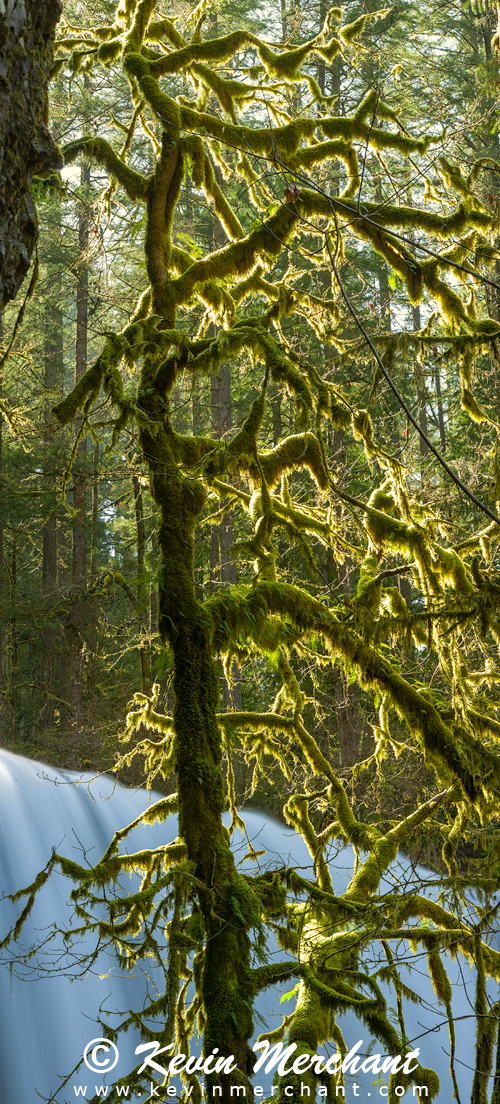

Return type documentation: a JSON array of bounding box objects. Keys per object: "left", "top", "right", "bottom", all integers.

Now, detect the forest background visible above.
[
  {"left": 0, "top": 0, "right": 499, "bottom": 830},
  {"left": 4, "top": 0, "right": 500, "bottom": 1100}
]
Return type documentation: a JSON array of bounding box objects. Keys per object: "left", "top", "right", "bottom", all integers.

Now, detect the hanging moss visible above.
[{"left": 26, "top": 9, "right": 500, "bottom": 1103}]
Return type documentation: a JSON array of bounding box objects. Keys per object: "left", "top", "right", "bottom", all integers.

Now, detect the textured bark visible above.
[
  {"left": 41, "top": 216, "right": 63, "bottom": 730},
  {"left": 87, "top": 441, "right": 99, "bottom": 702},
  {"left": 434, "top": 362, "right": 447, "bottom": 452},
  {"left": 331, "top": 428, "right": 361, "bottom": 767},
  {"left": 413, "top": 302, "right": 429, "bottom": 459},
  {"left": 0, "top": 0, "right": 62, "bottom": 309},
  {"left": 0, "top": 350, "right": 3, "bottom": 737},
  {"left": 9, "top": 531, "right": 17, "bottom": 740},
  {"left": 68, "top": 158, "right": 90, "bottom": 749},
  {"left": 210, "top": 364, "right": 242, "bottom": 712},
  {"left": 132, "top": 470, "right": 152, "bottom": 694}
]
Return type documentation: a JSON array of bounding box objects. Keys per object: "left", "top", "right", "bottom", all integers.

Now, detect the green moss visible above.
[
  {"left": 63, "top": 136, "right": 148, "bottom": 200},
  {"left": 260, "top": 433, "right": 328, "bottom": 490}
]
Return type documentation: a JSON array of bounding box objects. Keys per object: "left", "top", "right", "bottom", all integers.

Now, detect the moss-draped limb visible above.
[
  {"left": 146, "top": 28, "right": 341, "bottom": 81},
  {"left": 344, "top": 789, "right": 454, "bottom": 904},
  {"left": 205, "top": 581, "right": 493, "bottom": 804},
  {"left": 99, "top": 793, "right": 179, "bottom": 862},
  {"left": 124, "top": 51, "right": 428, "bottom": 169},
  {"left": 52, "top": 315, "right": 160, "bottom": 426},
  {"left": 63, "top": 136, "right": 149, "bottom": 200},
  {"left": 300, "top": 189, "right": 494, "bottom": 240},
  {"left": 170, "top": 203, "right": 300, "bottom": 307},
  {"left": 250, "top": 961, "right": 301, "bottom": 993},
  {"left": 259, "top": 433, "right": 328, "bottom": 490},
  {"left": 123, "top": 0, "right": 157, "bottom": 55},
  {"left": 181, "top": 135, "right": 244, "bottom": 241},
  {"left": 145, "top": 133, "right": 182, "bottom": 318}
]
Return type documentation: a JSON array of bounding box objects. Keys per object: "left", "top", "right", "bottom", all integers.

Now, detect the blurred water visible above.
[{"left": 0, "top": 749, "right": 490, "bottom": 1103}]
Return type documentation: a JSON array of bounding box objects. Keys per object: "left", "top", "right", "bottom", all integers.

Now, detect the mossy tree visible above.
[{"left": 8, "top": 1, "right": 500, "bottom": 1102}]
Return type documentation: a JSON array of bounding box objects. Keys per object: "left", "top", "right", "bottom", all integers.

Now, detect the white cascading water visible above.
[{"left": 0, "top": 749, "right": 484, "bottom": 1102}]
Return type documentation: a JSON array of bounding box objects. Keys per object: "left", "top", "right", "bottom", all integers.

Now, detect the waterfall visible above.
[{"left": 0, "top": 749, "right": 484, "bottom": 1102}]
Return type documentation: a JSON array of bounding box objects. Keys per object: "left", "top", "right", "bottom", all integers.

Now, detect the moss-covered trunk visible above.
[
  {"left": 0, "top": 0, "right": 62, "bottom": 308},
  {"left": 139, "top": 392, "right": 255, "bottom": 1101}
]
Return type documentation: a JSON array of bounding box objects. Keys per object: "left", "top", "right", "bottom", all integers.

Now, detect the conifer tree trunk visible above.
[
  {"left": 413, "top": 302, "right": 428, "bottom": 459},
  {"left": 331, "top": 429, "right": 361, "bottom": 768},
  {"left": 0, "top": 0, "right": 62, "bottom": 309},
  {"left": 434, "top": 362, "right": 447, "bottom": 452},
  {"left": 41, "top": 235, "right": 63, "bottom": 731},
  {"left": 9, "top": 531, "right": 18, "bottom": 741},
  {"left": 68, "top": 156, "right": 90, "bottom": 752},
  {"left": 132, "top": 469, "right": 152, "bottom": 694},
  {"left": 271, "top": 387, "right": 282, "bottom": 445},
  {"left": 57, "top": 519, "right": 69, "bottom": 738},
  {"left": 378, "top": 260, "right": 391, "bottom": 328},
  {"left": 208, "top": 202, "right": 241, "bottom": 710},
  {"left": 0, "top": 345, "right": 4, "bottom": 740},
  {"left": 210, "top": 365, "right": 241, "bottom": 711},
  {"left": 87, "top": 441, "right": 99, "bottom": 703}
]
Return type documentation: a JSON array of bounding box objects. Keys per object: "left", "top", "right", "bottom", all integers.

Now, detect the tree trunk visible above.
[
  {"left": 434, "top": 362, "right": 447, "bottom": 452},
  {"left": 68, "top": 154, "right": 90, "bottom": 753},
  {"left": 331, "top": 428, "right": 361, "bottom": 767},
  {"left": 41, "top": 224, "right": 63, "bottom": 732},
  {"left": 0, "top": 0, "right": 62, "bottom": 309},
  {"left": 280, "top": 0, "right": 287, "bottom": 41},
  {"left": 412, "top": 304, "right": 428, "bottom": 459},
  {"left": 9, "top": 531, "right": 18, "bottom": 741},
  {"left": 87, "top": 442, "right": 99, "bottom": 703},
  {"left": 132, "top": 469, "right": 152, "bottom": 694},
  {"left": 210, "top": 365, "right": 241, "bottom": 711},
  {"left": 0, "top": 345, "right": 4, "bottom": 739},
  {"left": 139, "top": 380, "right": 255, "bottom": 1101}
]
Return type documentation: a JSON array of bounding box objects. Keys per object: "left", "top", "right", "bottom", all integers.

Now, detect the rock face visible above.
[{"left": 0, "top": 0, "right": 62, "bottom": 310}]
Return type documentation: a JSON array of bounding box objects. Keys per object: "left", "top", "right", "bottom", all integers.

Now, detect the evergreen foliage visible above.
[{"left": 5, "top": 0, "right": 500, "bottom": 1102}]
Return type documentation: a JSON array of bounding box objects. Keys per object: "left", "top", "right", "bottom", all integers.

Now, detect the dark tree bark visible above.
[
  {"left": 68, "top": 156, "right": 90, "bottom": 751},
  {"left": 0, "top": 340, "right": 4, "bottom": 738},
  {"left": 41, "top": 213, "right": 63, "bottom": 731},
  {"left": 9, "top": 530, "right": 18, "bottom": 741},
  {"left": 413, "top": 302, "right": 429, "bottom": 459},
  {"left": 0, "top": 0, "right": 62, "bottom": 309},
  {"left": 132, "top": 469, "right": 152, "bottom": 694},
  {"left": 331, "top": 428, "right": 361, "bottom": 768},
  {"left": 87, "top": 441, "right": 99, "bottom": 703},
  {"left": 434, "top": 362, "right": 447, "bottom": 452}
]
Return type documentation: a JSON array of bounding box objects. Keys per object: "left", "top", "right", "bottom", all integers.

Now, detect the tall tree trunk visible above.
[
  {"left": 331, "top": 428, "right": 361, "bottom": 767},
  {"left": 56, "top": 516, "right": 68, "bottom": 738},
  {"left": 280, "top": 0, "right": 287, "bottom": 41},
  {"left": 0, "top": 0, "right": 62, "bottom": 309},
  {"left": 9, "top": 531, "right": 18, "bottom": 742},
  {"left": 412, "top": 302, "right": 428, "bottom": 459},
  {"left": 434, "top": 361, "right": 447, "bottom": 452},
  {"left": 68, "top": 152, "right": 90, "bottom": 753},
  {"left": 271, "top": 386, "right": 282, "bottom": 445},
  {"left": 139, "top": 349, "right": 255, "bottom": 1101},
  {"left": 317, "top": 1, "right": 326, "bottom": 94},
  {"left": 0, "top": 341, "right": 4, "bottom": 740},
  {"left": 132, "top": 131, "right": 257, "bottom": 1093},
  {"left": 132, "top": 468, "right": 152, "bottom": 694},
  {"left": 378, "top": 260, "right": 391, "bottom": 329},
  {"left": 210, "top": 365, "right": 241, "bottom": 711},
  {"left": 41, "top": 225, "right": 63, "bottom": 732},
  {"left": 87, "top": 441, "right": 99, "bottom": 704}
]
